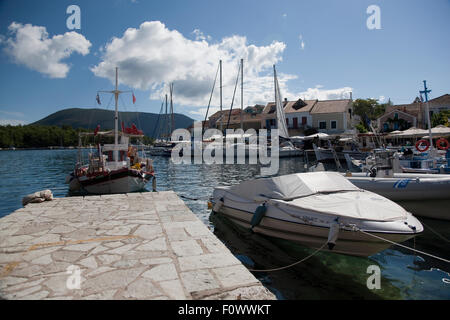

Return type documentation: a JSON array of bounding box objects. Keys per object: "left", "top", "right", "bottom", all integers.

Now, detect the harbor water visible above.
[{"left": 0, "top": 149, "right": 449, "bottom": 299}]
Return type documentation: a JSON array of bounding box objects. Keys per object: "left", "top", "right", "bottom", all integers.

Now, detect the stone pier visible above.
[{"left": 0, "top": 191, "right": 275, "bottom": 300}]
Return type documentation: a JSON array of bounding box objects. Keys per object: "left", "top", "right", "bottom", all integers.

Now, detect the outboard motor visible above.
[{"left": 373, "top": 149, "right": 396, "bottom": 178}]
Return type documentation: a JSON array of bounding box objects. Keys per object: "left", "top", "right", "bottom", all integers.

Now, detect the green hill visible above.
[{"left": 32, "top": 108, "right": 195, "bottom": 138}]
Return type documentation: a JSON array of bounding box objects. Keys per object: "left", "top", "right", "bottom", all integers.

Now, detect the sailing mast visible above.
[
  {"left": 219, "top": 60, "right": 223, "bottom": 132},
  {"left": 420, "top": 80, "right": 433, "bottom": 155},
  {"left": 96, "top": 67, "right": 135, "bottom": 160},
  {"left": 113, "top": 67, "right": 119, "bottom": 162},
  {"left": 170, "top": 83, "right": 174, "bottom": 138},
  {"left": 165, "top": 94, "right": 168, "bottom": 142},
  {"left": 240, "top": 58, "right": 244, "bottom": 130},
  {"left": 220, "top": 60, "right": 223, "bottom": 112}
]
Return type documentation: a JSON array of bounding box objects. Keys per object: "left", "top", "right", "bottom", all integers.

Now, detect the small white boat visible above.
[
  {"left": 344, "top": 172, "right": 450, "bottom": 220},
  {"left": 276, "top": 142, "right": 303, "bottom": 158},
  {"left": 211, "top": 171, "right": 423, "bottom": 257},
  {"left": 343, "top": 149, "right": 450, "bottom": 220},
  {"left": 146, "top": 142, "right": 175, "bottom": 157}
]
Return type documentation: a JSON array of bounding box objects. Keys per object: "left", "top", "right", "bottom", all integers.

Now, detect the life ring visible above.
[
  {"left": 436, "top": 138, "right": 450, "bottom": 150},
  {"left": 415, "top": 139, "right": 430, "bottom": 152}
]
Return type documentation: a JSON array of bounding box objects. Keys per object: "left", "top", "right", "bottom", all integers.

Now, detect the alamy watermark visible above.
[
  {"left": 366, "top": 5, "right": 381, "bottom": 30},
  {"left": 169, "top": 122, "right": 280, "bottom": 176},
  {"left": 366, "top": 265, "right": 381, "bottom": 290},
  {"left": 66, "top": 5, "right": 81, "bottom": 30},
  {"left": 66, "top": 265, "right": 81, "bottom": 290}
]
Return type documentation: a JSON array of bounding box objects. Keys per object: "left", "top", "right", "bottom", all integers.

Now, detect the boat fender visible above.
[
  {"left": 327, "top": 218, "right": 340, "bottom": 250},
  {"left": 250, "top": 203, "right": 267, "bottom": 231},
  {"left": 369, "top": 166, "right": 377, "bottom": 178},
  {"left": 152, "top": 176, "right": 157, "bottom": 192},
  {"left": 213, "top": 197, "right": 224, "bottom": 212}
]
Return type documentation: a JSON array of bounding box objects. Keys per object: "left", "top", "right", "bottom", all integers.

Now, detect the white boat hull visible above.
[
  {"left": 212, "top": 173, "right": 423, "bottom": 257},
  {"left": 213, "top": 204, "right": 420, "bottom": 257},
  {"left": 345, "top": 173, "right": 450, "bottom": 220}
]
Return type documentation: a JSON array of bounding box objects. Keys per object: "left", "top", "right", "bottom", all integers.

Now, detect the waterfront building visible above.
[
  {"left": 377, "top": 94, "right": 450, "bottom": 132},
  {"left": 310, "top": 99, "right": 354, "bottom": 134},
  {"left": 207, "top": 97, "right": 355, "bottom": 135}
]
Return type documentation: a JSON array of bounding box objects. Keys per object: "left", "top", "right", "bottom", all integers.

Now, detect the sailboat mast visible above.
[
  {"left": 165, "top": 94, "right": 168, "bottom": 142},
  {"left": 273, "top": 64, "right": 277, "bottom": 105},
  {"left": 240, "top": 58, "right": 243, "bottom": 130},
  {"left": 114, "top": 67, "right": 119, "bottom": 162},
  {"left": 420, "top": 80, "right": 433, "bottom": 153},
  {"left": 170, "top": 83, "right": 174, "bottom": 138},
  {"left": 219, "top": 60, "right": 223, "bottom": 132},
  {"left": 220, "top": 60, "right": 223, "bottom": 112}
]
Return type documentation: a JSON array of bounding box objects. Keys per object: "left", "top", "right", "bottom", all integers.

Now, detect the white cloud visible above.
[
  {"left": 0, "top": 110, "right": 27, "bottom": 125},
  {"left": 0, "top": 119, "right": 27, "bottom": 126},
  {"left": 299, "top": 34, "right": 305, "bottom": 50},
  {"left": 91, "top": 21, "right": 352, "bottom": 119},
  {"left": 282, "top": 13, "right": 287, "bottom": 18},
  {"left": 378, "top": 95, "right": 385, "bottom": 102},
  {"left": 192, "top": 29, "right": 211, "bottom": 41},
  {"left": 295, "top": 85, "right": 353, "bottom": 101},
  {"left": 92, "top": 21, "right": 288, "bottom": 108},
  {"left": 2, "top": 22, "right": 91, "bottom": 78}
]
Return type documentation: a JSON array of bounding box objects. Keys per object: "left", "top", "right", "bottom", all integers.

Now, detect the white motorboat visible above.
[
  {"left": 146, "top": 142, "right": 175, "bottom": 157},
  {"left": 276, "top": 142, "right": 303, "bottom": 158},
  {"left": 211, "top": 171, "right": 423, "bottom": 257},
  {"left": 344, "top": 172, "right": 450, "bottom": 220},
  {"left": 343, "top": 149, "right": 450, "bottom": 220}
]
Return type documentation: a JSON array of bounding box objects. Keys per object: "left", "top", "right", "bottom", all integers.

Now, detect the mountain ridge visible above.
[{"left": 32, "top": 108, "right": 195, "bottom": 138}]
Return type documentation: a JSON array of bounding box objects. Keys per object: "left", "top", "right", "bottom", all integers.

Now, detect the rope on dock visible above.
[
  {"left": 179, "top": 194, "right": 210, "bottom": 201},
  {"left": 247, "top": 242, "right": 327, "bottom": 272}
]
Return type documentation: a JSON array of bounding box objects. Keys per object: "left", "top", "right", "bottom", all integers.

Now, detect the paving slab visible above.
[{"left": 0, "top": 191, "right": 275, "bottom": 300}]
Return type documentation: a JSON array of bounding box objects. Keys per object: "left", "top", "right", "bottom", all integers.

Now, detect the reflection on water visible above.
[{"left": 0, "top": 149, "right": 449, "bottom": 299}]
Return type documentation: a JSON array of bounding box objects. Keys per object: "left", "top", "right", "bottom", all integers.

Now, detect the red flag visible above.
[
  {"left": 132, "top": 93, "right": 136, "bottom": 104},
  {"left": 94, "top": 124, "right": 100, "bottom": 136}
]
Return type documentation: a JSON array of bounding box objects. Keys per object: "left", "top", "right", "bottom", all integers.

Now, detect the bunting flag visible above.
[
  {"left": 132, "top": 93, "right": 136, "bottom": 104},
  {"left": 96, "top": 93, "right": 101, "bottom": 105},
  {"left": 94, "top": 124, "right": 100, "bottom": 136}
]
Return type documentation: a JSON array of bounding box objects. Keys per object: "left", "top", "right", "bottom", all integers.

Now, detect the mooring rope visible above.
[
  {"left": 352, "top": 227, "right": 450, "bottom": 264},
  {"left": 247, "top": 242, "right": 328, "bottom": 272},
  {"left": 245, "top": 226, "right": 450, "bottom": 272},
  {"left": 419, "top": 219, "right": 450, "bottom": 243}
]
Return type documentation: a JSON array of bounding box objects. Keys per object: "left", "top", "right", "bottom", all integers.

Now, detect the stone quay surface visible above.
[{"left": 0, "top": 191, "right": 275, "bottom": 300}]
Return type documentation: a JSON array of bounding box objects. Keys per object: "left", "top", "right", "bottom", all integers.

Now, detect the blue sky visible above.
[{"left": 0, "top": 0, "right": 449, "bottom": 125}]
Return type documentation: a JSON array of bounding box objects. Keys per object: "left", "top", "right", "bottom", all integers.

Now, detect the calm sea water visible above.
[{"left": 0, "top": 149, "right": 449, "bottom": 300}]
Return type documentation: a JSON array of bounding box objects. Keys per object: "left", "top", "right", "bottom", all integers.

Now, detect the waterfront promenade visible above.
[{"left": 0, "top": 191, "right": 275, "bottom": 300}]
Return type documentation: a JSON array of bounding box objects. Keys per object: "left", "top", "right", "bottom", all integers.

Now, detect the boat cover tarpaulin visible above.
[
  {"left": 227, "top": 172, "right": 359, "bottom": 200},
  {"left": 226, "top": 172, "right": 407, "bottom": 221},
  {"left": 286, "top": 191, "right": 407, "bottom": 221}
]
